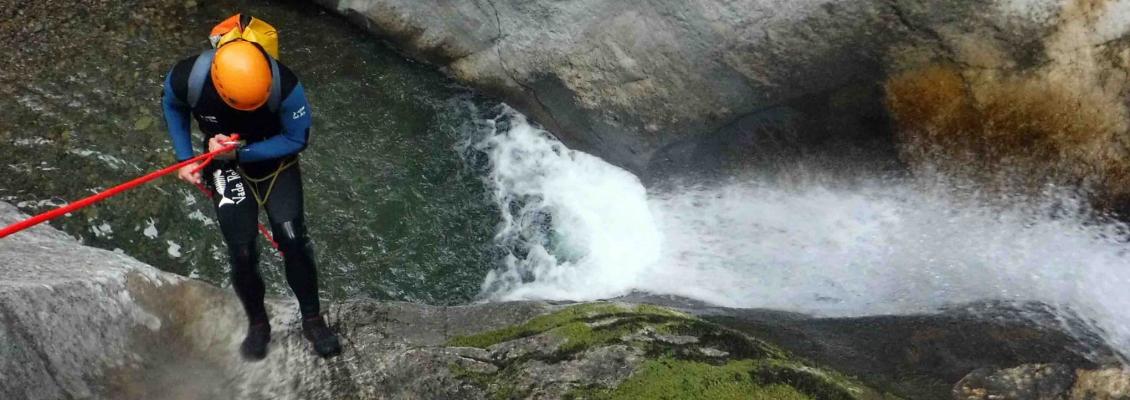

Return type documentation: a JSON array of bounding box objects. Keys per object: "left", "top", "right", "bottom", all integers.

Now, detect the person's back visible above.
[{"left": 161, "top": 14, "right": 340, "bottom": 360}]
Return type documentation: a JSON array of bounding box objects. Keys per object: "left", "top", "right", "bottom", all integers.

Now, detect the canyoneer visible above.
[{"left": 160, "top": 14, "right": 341, "bottom": 360}]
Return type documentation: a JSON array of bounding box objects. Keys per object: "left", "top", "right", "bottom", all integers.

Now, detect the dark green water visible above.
[{"left": 0, "top": 0, "right": 500, "bottom": 304}]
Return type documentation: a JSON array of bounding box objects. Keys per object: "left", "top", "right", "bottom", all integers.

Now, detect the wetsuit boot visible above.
[
  {"left": 225, "top": 240, "right": 272, "bottom": 361},
  {"left": 241, "top": 321, "right": 271, "bottom": 360},
  {"left": 302, "top": 315, "right": 341, "bottom": 358}
]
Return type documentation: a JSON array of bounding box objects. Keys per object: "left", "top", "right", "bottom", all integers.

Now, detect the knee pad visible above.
[{"left": 271, "top": 219, "right": 312, "bottom": 254}]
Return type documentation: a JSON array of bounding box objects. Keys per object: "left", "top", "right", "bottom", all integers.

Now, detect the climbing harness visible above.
[{"left": 240, "top": 157, "right": 298, "bottom": 207}]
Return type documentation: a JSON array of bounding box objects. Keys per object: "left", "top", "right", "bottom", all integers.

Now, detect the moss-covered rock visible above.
[{"left": 447, "top": 303, "right": 892, "bottom": 400}]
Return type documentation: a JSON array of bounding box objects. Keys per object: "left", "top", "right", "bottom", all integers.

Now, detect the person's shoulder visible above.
[
  {"left": 166, "top": 52, "right": 206, "bottom": 90},
  {"left": 275, "top": 60, "right": 302, "bottom": 98},
  {"left": 175, "top": 53, "right": 200, "bottom": 67},
  {"left": 165, "top": 53, "right": 204, "bottom": 102},
  {"left": 168, "top": 54, "right": 201, "bottom": 78}
]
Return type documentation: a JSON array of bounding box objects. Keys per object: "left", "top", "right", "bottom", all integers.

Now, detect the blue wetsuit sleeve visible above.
[
  {"left": 237, "top": 83, "right": 311, "bottom": 163},
  {"left": 161, "top": 72, "right": 195, "bottom": 161}
]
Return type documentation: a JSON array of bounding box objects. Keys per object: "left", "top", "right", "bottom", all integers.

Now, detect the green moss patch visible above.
[
  {"left": 447, "top": 303, "right": 891, "bottom": 400},
  {"left": 448, "top": 303, "right": 688, "bottom": 349},
  {"left": 568, "top": 358, "right": 885, "bottom": 400},
  {"left": 593, "top": 358, "right": 812, "bottom": 400},
  {"left": 449, "top": 363, "right": 519, "bottom": 400}
]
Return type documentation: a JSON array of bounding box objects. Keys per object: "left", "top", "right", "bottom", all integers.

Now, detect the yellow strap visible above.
[{"left": 240, "top": 158, "right": 297, "bottom": 207}]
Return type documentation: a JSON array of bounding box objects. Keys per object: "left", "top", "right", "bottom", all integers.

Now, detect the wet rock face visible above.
[
  {"left": 885, "top": 0, "right": 1130, "bottom": 214},
  {"left": 311, "top": 0, "right": 910, "bottom": 177},
  {"left": 0, "top": 201, "right": 242, "bottom": 400}
]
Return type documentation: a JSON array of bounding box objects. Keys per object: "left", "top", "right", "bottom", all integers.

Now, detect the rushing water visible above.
[{"left": 467, "top": 106, "right": 1130, "bottom": 354}]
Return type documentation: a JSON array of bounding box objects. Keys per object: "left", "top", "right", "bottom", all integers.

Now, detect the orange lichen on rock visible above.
[{"left": 885, "top": 64, "right": 1130, "bottom": 212}]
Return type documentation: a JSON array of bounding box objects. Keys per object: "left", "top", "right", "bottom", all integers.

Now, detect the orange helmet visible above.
[{"left": 211, "top": 40, "right": 272, "bottom": 111}]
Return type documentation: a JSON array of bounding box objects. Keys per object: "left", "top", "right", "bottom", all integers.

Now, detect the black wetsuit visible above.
[{"left": 161, "top": 50, "right": 320, "bottom": 323}]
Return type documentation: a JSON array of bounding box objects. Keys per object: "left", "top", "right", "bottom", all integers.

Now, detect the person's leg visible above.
[
  {"left": 229, "top": 241, "right": 266, "bottom": 323},
  {"left": 208, "top": 163, "right": 270, "bottom": 359},
  {"left": 260, "top": 161, "right": 341, "bottom": 357},
  {"left": 260, "top": 163, "right": 320, "bottom": 317}
]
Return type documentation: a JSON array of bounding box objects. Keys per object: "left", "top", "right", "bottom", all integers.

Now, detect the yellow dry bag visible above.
[{"left": 209, "top": 14, "right": 280, "bottom": 59}]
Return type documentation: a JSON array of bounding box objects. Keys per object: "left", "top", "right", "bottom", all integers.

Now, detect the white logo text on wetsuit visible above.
[{"left": 213, "top": 169, "right": 247, "bottom": 208}]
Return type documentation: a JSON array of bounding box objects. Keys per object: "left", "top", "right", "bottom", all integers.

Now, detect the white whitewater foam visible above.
[
  {"left": 469, "top": 106, "right": 1130, "bottom": 352},
  {"left": 467, "top": 108, "right": 662, "bottom": 300}
]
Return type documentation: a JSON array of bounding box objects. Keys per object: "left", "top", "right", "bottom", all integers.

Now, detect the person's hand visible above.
[
  {"left": 177, "top": 162, "right": 202, "bottom": 185},
  {"left": 209, "top": 134, "right": 239, "bottom": 160}
]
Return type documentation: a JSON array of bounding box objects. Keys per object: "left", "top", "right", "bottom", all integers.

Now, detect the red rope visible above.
[
  {"left": 1, "top": 134, "right": 279, "bottom": 251},
  {"left": 257, "top": 223, "right": 279, "bottom": 251}
]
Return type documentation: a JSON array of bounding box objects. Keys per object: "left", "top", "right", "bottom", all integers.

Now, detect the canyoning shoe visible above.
[
  {"left": 302, "top": 315, "right": 342, "bottom": 358},
  {"left": 240, "top": 322, "right": 271, "bottom": 361}
]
